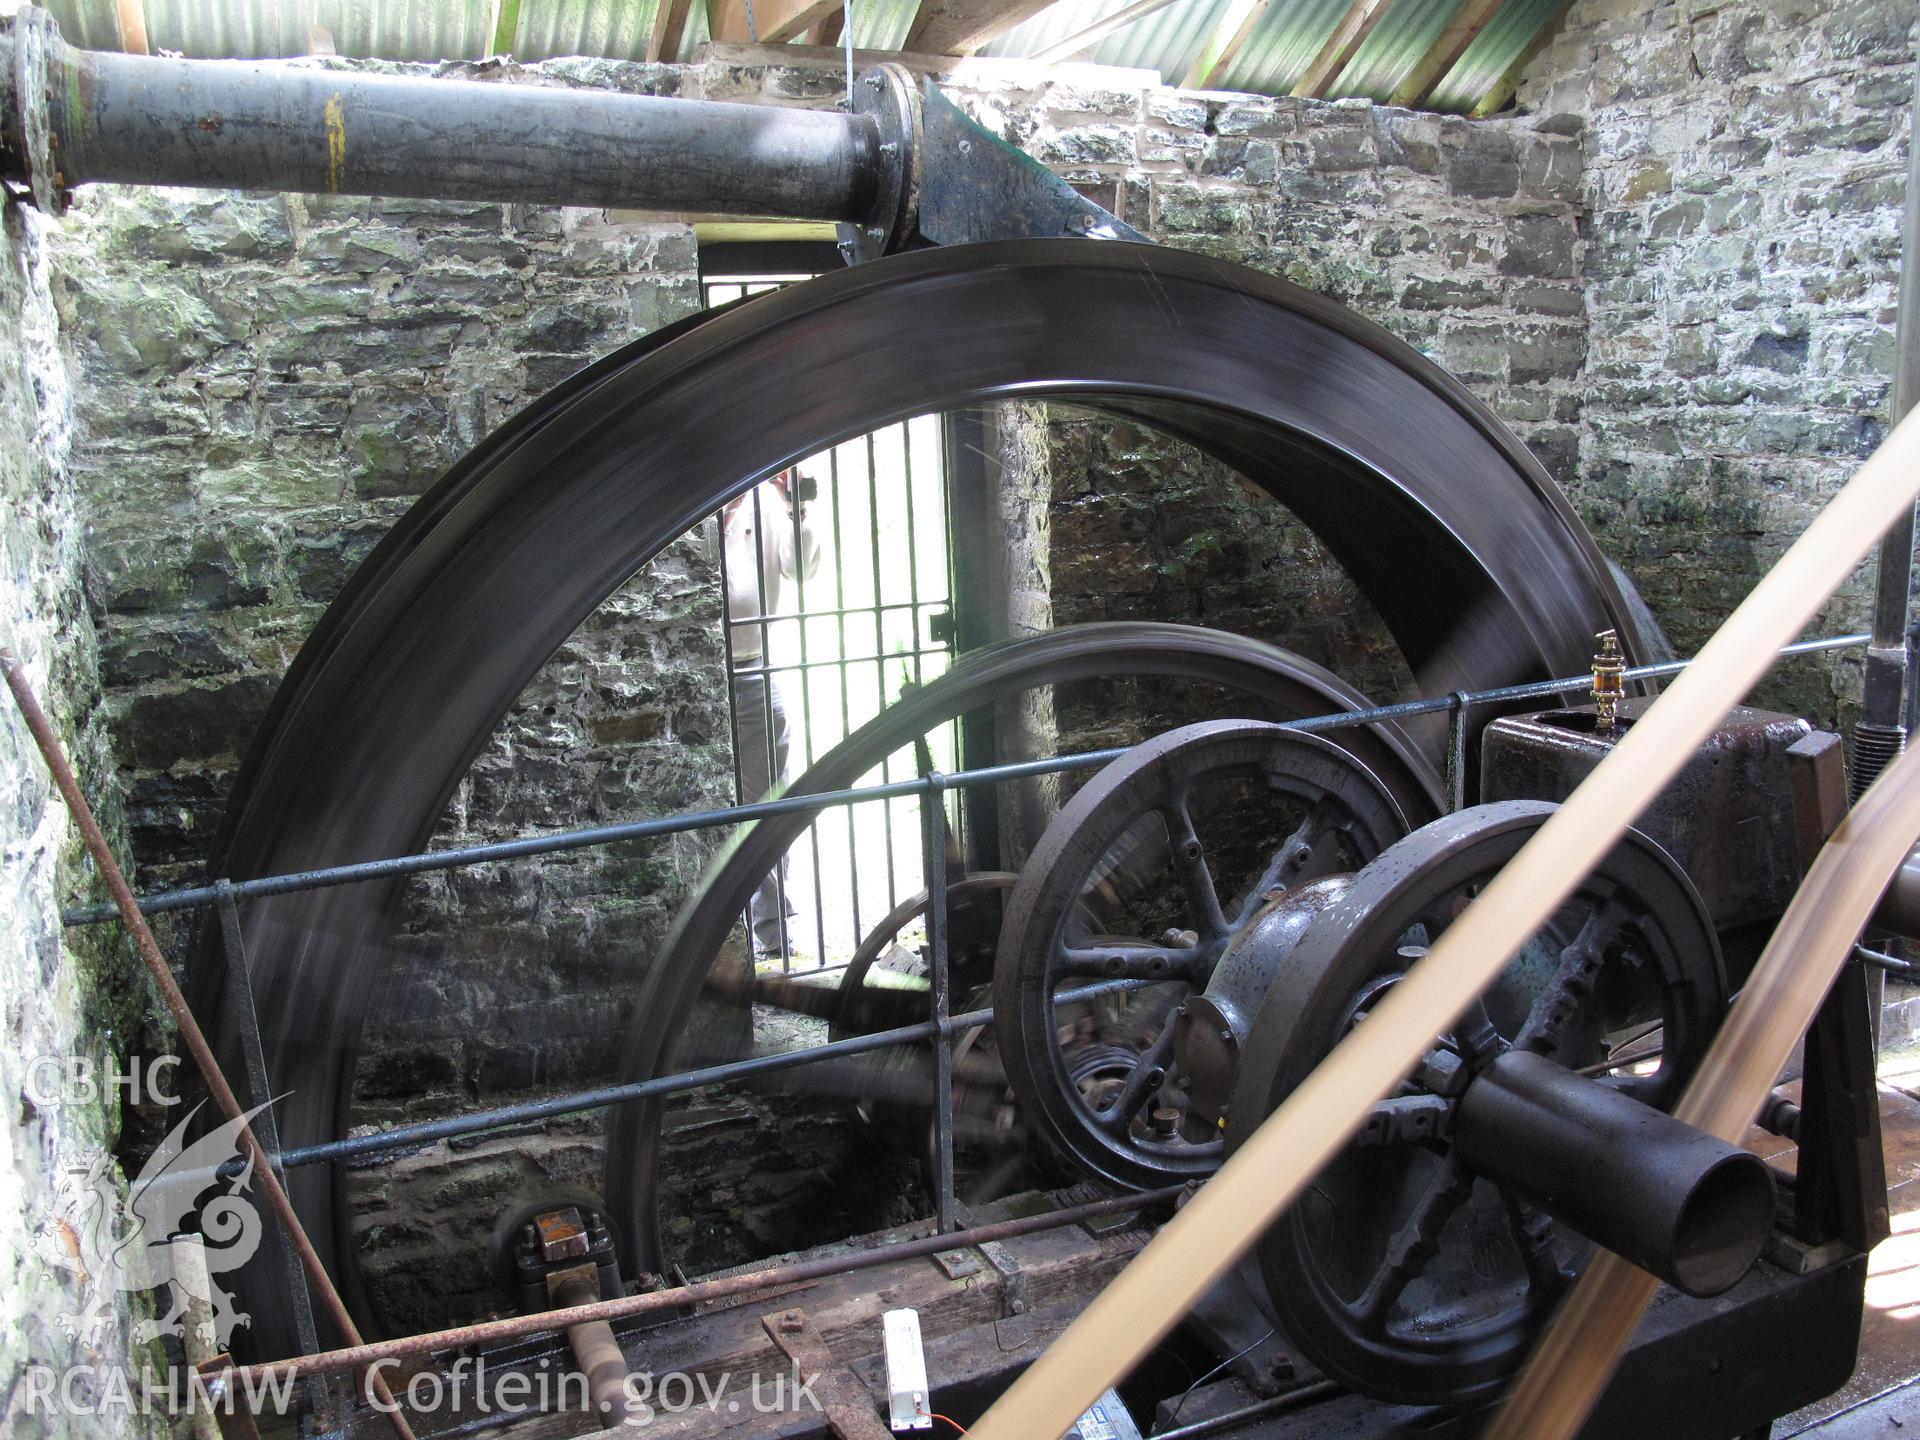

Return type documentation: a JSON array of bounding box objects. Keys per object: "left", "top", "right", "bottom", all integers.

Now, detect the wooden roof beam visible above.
[
  {"left": 903, "top": 0, "right": 1067, "bottom": 57},
  {"left": 1388, "top": 0, "right": 1505, "bottom": 110},
  {"left": 1180, "top": 0, "right": 1270, "bottom": 91},
  {"left": 1032, "top": 0, "right": 1179, "bottom": 63},
  {"left": 708, "top": 0, "right": 845, "bottom": 45},
  {"left": 1290, "top": 0, "right": 1390, "bottom": 99},
  {"left": 651, "top": 0, "right": 695, "bottom": 58},
  {"left": 1470, "top": 0, "right": 1575, "bottom": 117}
]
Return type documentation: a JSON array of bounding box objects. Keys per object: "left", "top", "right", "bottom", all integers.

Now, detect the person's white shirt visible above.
[{"left": 724, "top": 472, "right": 821, "bottom": 666}]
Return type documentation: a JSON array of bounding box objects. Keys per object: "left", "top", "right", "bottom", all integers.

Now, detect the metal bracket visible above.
[
  {"left": 978, "top": 1239, "right": 1028, "bottom": 1317},
  {"left": 761, "top": 1307, "right": 892, "bottom": 1440},
  {"left": 913, "top": 80, "right": 1146, "bottom": 249}
]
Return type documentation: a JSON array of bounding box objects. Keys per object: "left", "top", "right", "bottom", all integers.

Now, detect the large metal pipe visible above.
[
  {"left": 1856, "top": 57, "right": 1920, "bottom": 796},
  {"left": 0, "top": 8, "right": 885, "bottom": 222},
  {"left": 1452, "top": 1051, "right": 1775, "bottom": 1298}
]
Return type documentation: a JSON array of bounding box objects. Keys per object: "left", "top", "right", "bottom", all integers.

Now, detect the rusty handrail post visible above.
[{"left": 0, "top": 648, "right": 420, "bottom": 1440}]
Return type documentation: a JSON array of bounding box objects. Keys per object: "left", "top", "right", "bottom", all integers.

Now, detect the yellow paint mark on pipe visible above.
[{"left": 324, "top": 94, "right": 346, "bottom": 193}]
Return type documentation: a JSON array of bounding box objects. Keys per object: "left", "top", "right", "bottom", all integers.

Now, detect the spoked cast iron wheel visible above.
[
  {"left": 1226, "top": 800, "right": 1727, "bottom": 1406},
  {"left": 607, "top": 623, "right": 1440, "bottom": 1273},
  {"left": 198, "top": 241, "right": 1648, "bottom": 1355}
]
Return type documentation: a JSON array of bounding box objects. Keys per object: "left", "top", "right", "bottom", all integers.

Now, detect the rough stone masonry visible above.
[
  {"left": 7, "top": 0, "right": 1911, "bottom": 1342},
  {"left": 0, "top": 195, "right": 168, "bottom": 1435}
]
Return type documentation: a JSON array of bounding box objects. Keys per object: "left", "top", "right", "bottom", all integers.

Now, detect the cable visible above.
[
  {"left": 1151, "top": 1328, "right": 1274, "bottom": 1434},
  {"left": 918, "top": 1408, "right": 969, "bottom": 1435}
]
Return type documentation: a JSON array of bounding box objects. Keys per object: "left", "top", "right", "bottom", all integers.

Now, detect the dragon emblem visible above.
[{"left": 35, "top": 1099, "right": 273, "bottom": 1348}]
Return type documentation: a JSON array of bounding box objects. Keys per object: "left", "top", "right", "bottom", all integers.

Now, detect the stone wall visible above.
[
  {"left": 1519, "top": 0, "right": 1915, "bottom": 727},
  {"left": 0, "top": 196, "right": 166, "bottom": 1436},
  {"left": 50, "top": 52, "right": 1599, "bottom": 1329}
]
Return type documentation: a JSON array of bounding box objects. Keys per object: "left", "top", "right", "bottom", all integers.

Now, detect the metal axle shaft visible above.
[
  {"left": 1453, "top": 1051, "right": 1775, "bottom": 1298},
  {"left": 1, "top": 8, "right": 889, "bottom": 225}
]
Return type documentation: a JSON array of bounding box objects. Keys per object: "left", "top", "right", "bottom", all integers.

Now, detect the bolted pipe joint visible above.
[{"left": 1452, "top": 1050, "right": 1775, "bottom": 1299}]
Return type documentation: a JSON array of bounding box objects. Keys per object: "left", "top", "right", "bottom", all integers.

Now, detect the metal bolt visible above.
[
  {"left": 879, "top": 141, "right": 899, "bottom": 158},
  {"left": 1150, "top": 1107, "right": 1180, "bottom": 1137},
  {"left": 868, "top": 226, "right": 884, "bottom": 240},
  {"left": 959, "top": 139, "right": 972, "bottom": 154},
  {"left": 866, "top": 73, "right": 884, "bottom": 89}
]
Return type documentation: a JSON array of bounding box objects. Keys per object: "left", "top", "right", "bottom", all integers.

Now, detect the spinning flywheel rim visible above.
[{"left": 196, "top": 240, "right": 1648, "bottom": 1356}]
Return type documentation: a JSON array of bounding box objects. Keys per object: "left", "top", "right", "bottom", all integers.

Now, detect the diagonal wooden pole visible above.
[
  {"left": 965, "top": 406, "right": 1920, "bottom": 1440},
  {"left": 0, "top": 649, "right": 419, "bottom": 1440}
]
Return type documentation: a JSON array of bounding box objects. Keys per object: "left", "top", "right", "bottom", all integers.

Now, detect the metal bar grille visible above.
[{"left": 704, "top": 269, "right": 958, "bottom": 976}]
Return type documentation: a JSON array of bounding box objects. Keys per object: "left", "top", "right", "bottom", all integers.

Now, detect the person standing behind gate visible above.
[{"left": 725, "top": 468, "right": 822, "bottom": 962}]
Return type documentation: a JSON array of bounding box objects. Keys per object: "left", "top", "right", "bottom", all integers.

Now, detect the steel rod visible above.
[
  {"left": 0, "top": 649, "right": 421, "bottom": 1440},
  {"left": 61, "top": 632, "right": 1870, "bottom": 927},
  {"left": 924, "top": 772, "right": 957, "bottom": 1232},
  {"left": 210, "top": 978, "right": 1150, "bottom": 1176},
  {"left": 200, "top": 1185, "right": 1187, "bottom": 1392},
  {"left": 2, "top": 13, "right": 881, "bottom": 219}
]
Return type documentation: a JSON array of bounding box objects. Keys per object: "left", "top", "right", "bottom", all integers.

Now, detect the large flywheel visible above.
[{"left": 199, "top": 240, "right": 1649, "bottom": 1355}]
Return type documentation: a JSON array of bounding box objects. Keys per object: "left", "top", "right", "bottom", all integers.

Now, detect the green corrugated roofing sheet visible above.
[{"left": 35, "top": 0, "right": 1565, "bottom": 109}]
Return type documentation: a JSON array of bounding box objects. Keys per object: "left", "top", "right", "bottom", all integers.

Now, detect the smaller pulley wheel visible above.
[
  {"left": 994, "top": 720, "right": 1411, "bottom": 1191},
  {"left": 828, "top": 875, "right": 1021, "bottom": 1191},
  {"left": 1228, "top": 800, "right": 1727, "bottom": 1406}
]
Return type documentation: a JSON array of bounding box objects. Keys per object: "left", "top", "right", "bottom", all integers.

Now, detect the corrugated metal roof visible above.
[
  {"left": 513, "top": 0, "right": 661, "bottom": 61},
  {"left": 1213, "top": 0, "right": 1352, "bottom": 99},
  {"left": 1323, "top": 0, "right": 1456, "bottom": 102},
  {"left": 38, "top": 0, "right": 1570, "bottom": 109}
]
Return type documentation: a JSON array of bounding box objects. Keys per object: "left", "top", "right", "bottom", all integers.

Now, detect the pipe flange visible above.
[
  {"left": 837, "top": 63, "right": 920, "bottom": 265},
  {"left": 5, "top": 8, "right": 66, "bottom": 213}
]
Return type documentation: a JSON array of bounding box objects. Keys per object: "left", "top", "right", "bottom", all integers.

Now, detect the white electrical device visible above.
[{"left": 882, "top": 1307, "right": 933, "bottom": 1431}]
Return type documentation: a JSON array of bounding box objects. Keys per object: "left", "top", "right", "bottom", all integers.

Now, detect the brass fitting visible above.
[{"left": 1591, "top": 629, "right": 1625, "bottom": 730}]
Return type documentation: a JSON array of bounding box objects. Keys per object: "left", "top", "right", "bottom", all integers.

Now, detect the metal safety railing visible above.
[{"left": 29, "top": 628, "right": 1871, "bottom": 1429}]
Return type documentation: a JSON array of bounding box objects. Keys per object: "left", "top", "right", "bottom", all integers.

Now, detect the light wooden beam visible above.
[
  {"left": 1180, "top": 0, "right": 1271, "bottom": 91},
  {"left": 903, "top": 0, "right": 1066, "bottom": 58},
  {"left": 1388, "top": 0, "right": 1505, "bottom": 110},
  {"left": 1290, "top": 0, "right": 1390, "bottom": 99},
  {"left": 806, "top": 8, "right": 845, "bottom": 46},
  {"left": 650, "top": 0, "right": 696, "bottom": 60},
  {"left": 708, "top": 0, "right": 845, "bottom": 43},
  {"left": 1032, "top": 0, "right": 1178, "bottom": 64},
  {"left": 1469, "top": 0, "right": 1575, "bottom": 117},
  {"left": 115, "top": 0, "right": 149, "bottom": 54}
]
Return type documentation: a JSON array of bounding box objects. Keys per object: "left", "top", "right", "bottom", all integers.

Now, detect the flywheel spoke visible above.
[
  {"left": 1090, "top": 1026, "right": 1176, "bottom": 1133},
  {"left": 1515, "top": 895, "right": 1633, "bottom": 1056},
  {"left": 1058, "top": 942, "right": 1204, "bottom": 983},
  {"left": 1350, "top": 1157, "right": 1475, "bottom": 1334},
  {"left": 1163, "top": 799, "right": 1229, "bottom": 941}
]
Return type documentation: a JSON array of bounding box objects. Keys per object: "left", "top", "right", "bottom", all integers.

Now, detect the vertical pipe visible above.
[
  {"left": 1857, "top": 54, "right": 1920, "bottom": 1044},
  {"left": 924, "top": 775, "right": 957, "bottom": 1233},
  {"left": 1857, "top": 55, "right": 1920, "bottom": 795}
]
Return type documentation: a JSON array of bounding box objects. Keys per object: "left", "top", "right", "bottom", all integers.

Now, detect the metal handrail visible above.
[{"left": 62, "top": 632, "right": 1867, "bottom": 927}]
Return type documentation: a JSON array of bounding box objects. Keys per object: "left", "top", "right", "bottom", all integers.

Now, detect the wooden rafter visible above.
[
  {"left": 806, "top": 8, "right": 845, "bottom": 46},
  {"left": 1290, "top": 0, "right": 1391, "bottom": 99},
  {"left": 115, "top": 0, "right": 149, "bottom": 54},
  {"left": 1032, "top": 0, "right": 1179, "bottom": 64},
  {"left": 1470, "top": 0, "right": 1575, "bottom": 117},
  {"left": 902, "top": 0, "right": 1065, "bottom": 57},
  {"left": 650, "top": 0, "right": 696, "bottom": 60},
  {"left": 1180, "top": 0, "right": 1271, "bottom": 91},
  {"left": 1388, "top": 0, "right": 1505, "bottom": 110},
  {"left": 708, "top": 0, "right": 845, "bottom": 44}
]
